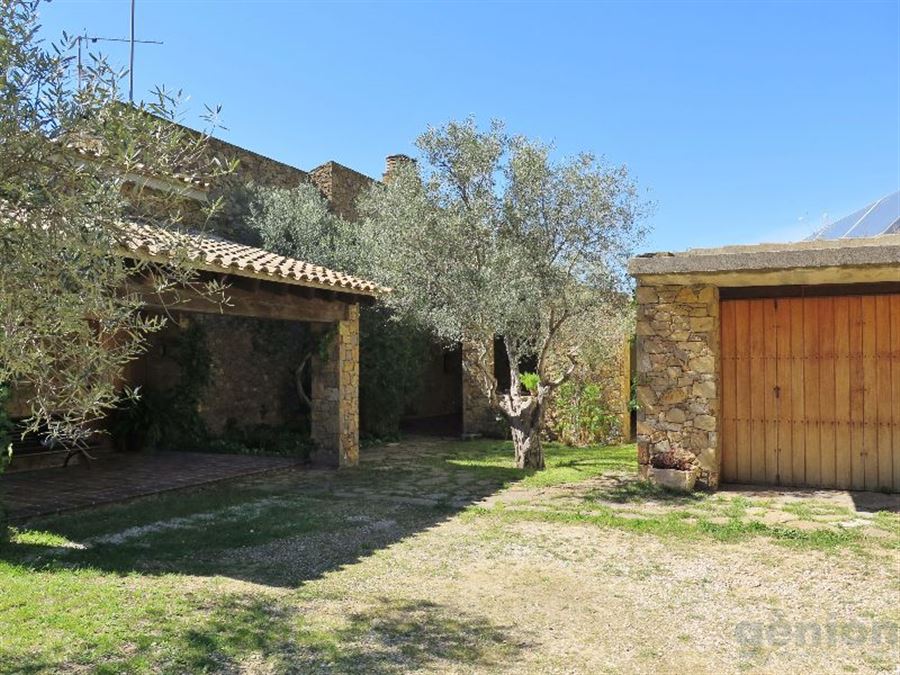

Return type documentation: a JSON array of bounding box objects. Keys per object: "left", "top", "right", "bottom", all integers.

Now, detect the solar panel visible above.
[{"left": 809, "top": 190, "right": 900, "bottom": 240}]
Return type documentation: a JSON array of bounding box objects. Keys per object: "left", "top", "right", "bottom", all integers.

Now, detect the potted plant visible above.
[{"left": 647, "top": 447, "right": 699, "bottom": 492}]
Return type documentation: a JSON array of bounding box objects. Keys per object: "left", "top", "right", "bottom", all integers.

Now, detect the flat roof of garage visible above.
[{"left": 629, "top": 234, "right": 900, "bottom": 277}]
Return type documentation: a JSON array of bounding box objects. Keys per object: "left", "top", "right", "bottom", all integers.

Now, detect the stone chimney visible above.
[{"left": 383, "top": 154, "right": 415, "bottom": 183}]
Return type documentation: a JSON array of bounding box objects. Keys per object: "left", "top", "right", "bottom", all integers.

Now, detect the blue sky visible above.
[{"left": 38, "top": 0, "right": 900, "bottom": 253}]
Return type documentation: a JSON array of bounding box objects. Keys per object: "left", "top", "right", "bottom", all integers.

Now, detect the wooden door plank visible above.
[
  {"left": 789, "top": 297, "right": 807, "bottom": 486},
  {"left": 849, "top": 296, "right": 866, "bottom": 491},
  {"left": 818, "top": 297, "right": 837, "bottom": 488},
  {"left": 721, "top": 300, "right": 738, "bottom": 483},
  {"left": 862, "top": 295, "right": 879, "bottom": 490},
  {"left": 875, "top": 295, "right": 894, "bottom": 491},
  {"left": 735, "top": 299, "right": 753, "bottom": 483},
  {"left": 775, "top": 296, "right": 792, "bottom": 486},
  {"left": 891, "top": 295, "right": 900, "bottom": 493},
  {"left": 763, "top": 299, "right": 779, "bottom": 485},
  {"left": 749, "top": 299, "right": 768, "bottom": 484},
  {"left": 833, "top": 296, "right": 853, "bottom": 490},
  {"left": 803, "top": 298, "right": 822, "bottom": 487}
]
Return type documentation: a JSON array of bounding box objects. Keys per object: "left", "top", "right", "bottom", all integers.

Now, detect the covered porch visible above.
[{"left": 4, "top": 224, "right": 379, "bottom": 476}]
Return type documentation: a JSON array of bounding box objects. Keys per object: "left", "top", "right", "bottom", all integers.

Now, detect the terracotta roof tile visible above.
[{"left": 122, "top": 221, "right": 382, "bottom": 296}]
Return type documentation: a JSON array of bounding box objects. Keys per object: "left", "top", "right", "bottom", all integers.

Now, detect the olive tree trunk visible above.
[{"left": 504, "top": 394, "right": 545, "bottom": 470}]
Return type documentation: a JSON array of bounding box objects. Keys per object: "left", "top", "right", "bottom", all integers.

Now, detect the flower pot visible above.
[{"left": 647, "top": 466, "right": 699, "bottom": 492}]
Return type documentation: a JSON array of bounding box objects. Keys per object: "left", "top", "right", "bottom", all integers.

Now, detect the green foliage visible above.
[
  {"left": 359, "top": 305, "right": 429, "bottom": 439},
  {"left": 208, "top": 422, "right": 313, "bottom": 459},
  {"left": 359, "top": 118, "right": 647, "bottom": 370},
  {"left": 0, "top": 1, "right": 231, "bottom": 443},
  {"left": 358, "top": 118, "right": 648, "bottom": 458},
  {"left": 107, "top": 390, "right": 164, "bottom": 452},
  {"left": 244, "top": 183, "right": 428, "bottom": 438},
  {"left": 109, "top": 322, "right": 212, "bottom": 451},
  {"left": 159, "top": 322, "right": 212, "bottom": 449},
  {"left": 247, "top": 183, "right": 361, "bottom": 272},
  {"left": 628, "top": 374, "right": 638, "bottom": 412},
  {"left": 547, "top": 381, "right": 621, "bottom": 447},
  {"left": 518, "top": 372, "right": 540, "bottom": 395}
]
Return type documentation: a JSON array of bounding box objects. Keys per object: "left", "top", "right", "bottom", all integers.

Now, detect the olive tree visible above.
[
  {"left": 360, "top": 119, "right": 647, "bottom": 468},
  {"left": 247, "top": 182, "right": 360, "bottom": 271},
  {"left": 244, "top": 183, "right": 429, "bottom": 438},
  {"left": 0, "top": 0, "right": 229, "bottom": 447}
]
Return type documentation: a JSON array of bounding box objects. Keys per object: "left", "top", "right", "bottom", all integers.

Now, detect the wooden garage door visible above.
[{"left": 721, "top": 294, "right": 900, "bottom": 491}]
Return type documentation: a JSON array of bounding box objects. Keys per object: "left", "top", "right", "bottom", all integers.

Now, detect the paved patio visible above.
[{"left": 1, "top": 451, "right": 304, "bottom": 522}]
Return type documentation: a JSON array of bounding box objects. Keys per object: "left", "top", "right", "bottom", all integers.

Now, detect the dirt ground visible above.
[{"left": 2, "top": 438, "right": 898, "bottom": 674}]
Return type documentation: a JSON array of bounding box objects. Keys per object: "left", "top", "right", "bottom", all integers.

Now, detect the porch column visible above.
[
  {"left": 310, "top": 303, "right": 360, "bottom": 467},
  {"left": 461, "top": 339, "right": 498, "bottom": 437}
]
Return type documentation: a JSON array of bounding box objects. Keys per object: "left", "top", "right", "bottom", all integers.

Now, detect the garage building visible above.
[{"left": 629, "top": 234, "right": 900, "bottom": 492}]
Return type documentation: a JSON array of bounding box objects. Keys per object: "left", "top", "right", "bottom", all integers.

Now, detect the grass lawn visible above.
[{"left": 1, "top": 438, "right": 898, "bottom": 674}]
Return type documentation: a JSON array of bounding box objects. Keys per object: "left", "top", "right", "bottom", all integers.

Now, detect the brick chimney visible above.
[{"left": 383, "top": 154, "right": 415, "bottom": 183}]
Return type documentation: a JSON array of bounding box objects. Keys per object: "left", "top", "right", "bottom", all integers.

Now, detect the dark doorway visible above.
[{"left": 400, "top": 342, "right": 463, "bottom": 436}]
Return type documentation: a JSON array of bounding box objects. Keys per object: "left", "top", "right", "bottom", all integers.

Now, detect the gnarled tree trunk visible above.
[{"left": 505, "top": 394, "right": 545, "bottom": 469}]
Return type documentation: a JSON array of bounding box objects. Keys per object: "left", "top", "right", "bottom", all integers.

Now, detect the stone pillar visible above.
[
  {"left": 310, "top": 304, "right": 360, "bottom": 467},
  {"left": 635, "top": 284, "right": 720, "bottom": 489},
  {"left": 461, "top": 339, "right": 499, "bottom": 437}
]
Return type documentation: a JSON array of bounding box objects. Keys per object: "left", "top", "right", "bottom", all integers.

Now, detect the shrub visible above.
[
  {"left": 359, "top": 304, "right": 429, "bottom": 440},
  {"left": 518, "top": 372, "right": 540, "bottom": 395},
  {"left": 208, "top": 421, "right": 313, "bottom": 459},
  {"left": 108, "top": 322, "right": 211, "bottom": 452},
  {"left": 546, "top": 380, "right": 622, "bottom": 447}
]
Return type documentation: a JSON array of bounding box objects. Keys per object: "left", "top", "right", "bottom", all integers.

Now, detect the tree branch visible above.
[
  {"left": 294, "top": 353, "right": 312, "bottom": 408},
  {"left": 541, "top": 350, "right": 578, "bottom": 394}
]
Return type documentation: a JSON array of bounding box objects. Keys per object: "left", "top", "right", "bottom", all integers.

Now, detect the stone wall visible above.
[
  {"left": 635, "top": 283, "right": 720, "bottom": 488},
  {"left": 135, "top": 315, "right": 309, "bottom": 436},
  {"left": 195, "top": 315, "right": 308, "bottom": 435},
  {"left": 207, "top": 136, "right": 309, "bottom": 189},
  {"left": 461, "top": 340, "right": 502, "bottom": 437},
  {"left": 310, "top": 304, "right": 360, "bottom": 467}
]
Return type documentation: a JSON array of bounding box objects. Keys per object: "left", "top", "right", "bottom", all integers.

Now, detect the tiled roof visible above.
[
  {"left": 122, "top": 221, "right": 382, "bottom": 296},
  {"left": 67, "top": 141, "right": 211, "bottom": 189}
]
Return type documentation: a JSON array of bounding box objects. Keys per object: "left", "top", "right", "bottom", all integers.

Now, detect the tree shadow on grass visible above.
[
  {"left": 5, "top": 594, "right": 524, "bottom": 674},
  {"left": 0, "top": 443, "right": 526, "bottom": 589},
  {"left": 581, "top": 474, "right": 707, "bottom": 506}
]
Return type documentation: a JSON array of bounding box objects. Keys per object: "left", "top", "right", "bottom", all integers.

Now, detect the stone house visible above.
[
  {"left": 189, "top": 139, "right": 495, "bottom": 438},
  {"left": 5, "top": 128, "right": 495, "bottom": 471},
  {"left": 5, "top": 212, "right": 380, "bottom": 471},
  {"left": 181, "top": 137, "right": 497, "bottom": 439},
  {"left": 158, "top": 133, "right": 628, "bottom": 445},
  {"left": 630, "top": 235, "right": 900, "bottom": 492}
]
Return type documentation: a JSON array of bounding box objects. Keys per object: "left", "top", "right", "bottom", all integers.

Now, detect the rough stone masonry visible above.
[
  {"left": 310, "top": 303, "right": 360, "bottom": 467},
  {"left": 635, "top": 283, "right": 721, "bottom": 488}
]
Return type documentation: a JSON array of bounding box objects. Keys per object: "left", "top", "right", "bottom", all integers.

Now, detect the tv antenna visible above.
[{"left": 73, "top": 0, "right": 163, "bottom": 102}]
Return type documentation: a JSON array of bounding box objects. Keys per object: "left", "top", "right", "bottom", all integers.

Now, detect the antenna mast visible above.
[
  {"left": 73, "top": 0, "right": 162, "bottom": 102},
  {"left": 129, "top": 0, "right": 136, "bottom": 102}
]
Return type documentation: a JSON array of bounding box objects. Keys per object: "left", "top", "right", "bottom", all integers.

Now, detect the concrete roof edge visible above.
[{"left": 628, "top": 235, "right": 900, "bottom": 276}]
